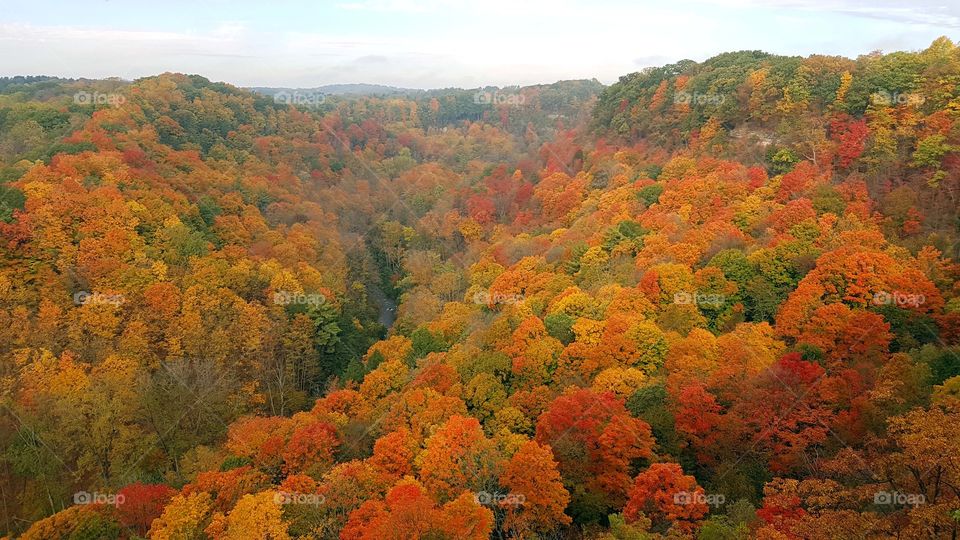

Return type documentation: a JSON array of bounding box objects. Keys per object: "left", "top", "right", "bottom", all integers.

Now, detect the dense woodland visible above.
[{"left": 1, "top": 37, "right": 960, "bottom": 539}]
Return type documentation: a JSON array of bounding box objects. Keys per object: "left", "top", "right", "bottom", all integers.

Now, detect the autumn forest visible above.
[{"left": 2, "top": 36, "right": 960, "bottom": 539}]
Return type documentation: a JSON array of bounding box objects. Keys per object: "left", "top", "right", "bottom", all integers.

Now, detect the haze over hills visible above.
[
  {"left": 3, "top": 77, "right": 603, "bottom": 103},
  {"left": 248, "top": 79, "right": 606, "bottom": 95},
  {"left": 248, "top": 83, "right": 425, "bottom": 97},
  {"left": 1, "top": 36, "right": 960, "bottom": 540},
  {"left": 1, "top": 79, "right": 428, "bottom": 98}
]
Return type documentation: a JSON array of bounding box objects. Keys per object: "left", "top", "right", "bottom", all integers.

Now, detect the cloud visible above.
[
  {"left": 699, "top": 0, "right": 960, "bottom": 28},
  {"left": 633, "top": 55, "right": 679, "bottom": 67},
  {"left": 0, "top": 23, "right": 200, "bottom": 44},
  {"left": 0, "top": 1, "right": 953, "bottom": 88},
  {"left": 336, "top": 0, "right": 445, "bottom": 12},
  {"left": 354, "top": 55, "right": 391, "bottom": 64}
]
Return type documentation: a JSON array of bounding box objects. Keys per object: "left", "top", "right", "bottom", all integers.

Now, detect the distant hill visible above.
[
  {"left": 0, "top": 76, "right": 72, "bottom": 92},
  {"left": 249, "top": 83, "right": 424, "bottom": 97},
  {"left": 249, "top": 79, "right": 605, "bottom": 100}
]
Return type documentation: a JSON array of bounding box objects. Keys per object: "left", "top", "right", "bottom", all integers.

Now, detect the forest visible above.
[{"left": 0, "top": 37, "right": 959, "bottom": 539}]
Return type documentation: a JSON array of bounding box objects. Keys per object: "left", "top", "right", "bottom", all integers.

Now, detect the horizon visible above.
[
  {"left": 3, "top": 34, "right": 955, "bottom": 93},
  {"left": 1, "top": 74, "right": 607, "bottom": 92},
  {"left": 2, "top": 0, "right": 957, "bottom": 89}
]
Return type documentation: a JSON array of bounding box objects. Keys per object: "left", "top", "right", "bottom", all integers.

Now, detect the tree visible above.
[
  {"left": 149, "top": 492, "right": 215, "bottom": 540},
  {"left": 314, "top": 461, "right": 391, "bottom": 535},
  {"left": 282, "top": 421, "right": 340, "bottom": 477},
  {"left": 624, "top": 463, "right": 709, "bottom": 534},
  {"left": 116, "top": 482, "right": 177, "bottom": 536},
  {"left": 416, "top": 416, "right": 499, "bottom": 503},
  {"left": 733, "top": 353, "right": 834, "bottom": 473},
  {"left": 205, "top": 491, "right": 290, "bottom": 540},
  {"left": 674, "top": 383, "right": 727, "bottom": 465},
  {"left": 369, "top": 428, "right": 417, "bottom": 479},
  {"left": 499, "top": 440, "right": 572, "bottom": 536},
  {"left": 830, "top": 115, "right": 869, "bottom": 168},
  {"left": 341, "top": 479, "right": 493, "bottom": 540},
  {"left": 535, "top": 388, "right": 655, "bottom": 519},
  {"left": 19, "top": 505, "right": 120, "bottom": 540}
]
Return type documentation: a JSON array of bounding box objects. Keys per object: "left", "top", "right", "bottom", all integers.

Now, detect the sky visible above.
[{"left": 0, "top": 0, "right": 957, "bottom": 89}]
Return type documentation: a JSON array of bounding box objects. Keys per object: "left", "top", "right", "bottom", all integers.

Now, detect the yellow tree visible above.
[
  {"left": 149, "top": 492, "right": 215, "bottom": 540},
  {"left": 205, "top": 491, "right": 290, "bottom": 540}
]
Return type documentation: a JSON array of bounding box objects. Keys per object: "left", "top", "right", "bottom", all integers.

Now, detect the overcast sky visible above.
[{"left": 1, "top": 0, "right": 957, "bottom": 89}]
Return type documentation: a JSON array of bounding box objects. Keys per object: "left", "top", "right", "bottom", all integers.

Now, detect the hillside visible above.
[
  {"left": 593, "top": 40, "right": 960, "bottom": 245},
  {"left": 1, "top": 39, "right": 960, "bottom": 540}
]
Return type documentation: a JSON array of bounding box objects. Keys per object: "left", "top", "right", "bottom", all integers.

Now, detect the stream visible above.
[{"left": 367, "top": 282, "right": 397, "bottom": 329}]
